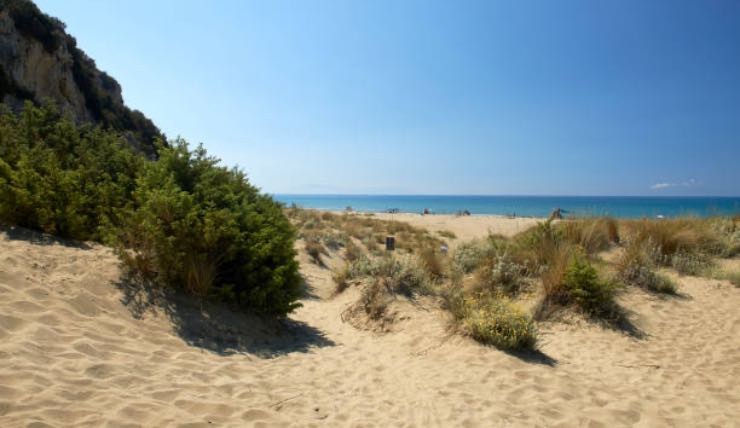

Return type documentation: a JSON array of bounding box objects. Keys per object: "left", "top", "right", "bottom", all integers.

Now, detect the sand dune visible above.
[{"left": 1, "top": 220, "right": 739, "bottom": 427}]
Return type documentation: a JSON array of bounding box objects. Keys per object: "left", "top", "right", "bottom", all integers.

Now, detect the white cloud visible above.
[{"left": 650, "top": 178, "right": 699, "bottom": 190}]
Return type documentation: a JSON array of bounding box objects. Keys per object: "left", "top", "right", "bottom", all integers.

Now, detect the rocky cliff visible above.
[{"left": 0, "top": 0, "right": 162, "bottom": 154}]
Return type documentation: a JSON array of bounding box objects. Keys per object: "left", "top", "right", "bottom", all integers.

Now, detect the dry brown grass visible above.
[
  {"left": 620, "top": 218, "right": 715, "bottom": 261},
  {"left": 332, "top": 264, "right": 351, "bottom": 294},
  {"left": 287, "top": 208, "right": 442, "bottom": 257},
  {"left": 419, "top": 247, "right": 445, "bottom": 278},
  {"left": 539, "top": 243, "right": 575, "bottom": 306},
  {"left": 559, "top": 218, "right": 618, "bottom": 254},
  {"left": 184, "top": 253, "right": 217, "bottom": 298},
  {"left": 615, "top": 239, "right": 677, "bottom": 294},
  {"left": 305, "top": 240, "right": 326, "bottom": 265}
]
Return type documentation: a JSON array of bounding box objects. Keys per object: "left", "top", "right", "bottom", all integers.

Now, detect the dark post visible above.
[{"left": 385, "top": 236, "right": 395, "bottom": 251}]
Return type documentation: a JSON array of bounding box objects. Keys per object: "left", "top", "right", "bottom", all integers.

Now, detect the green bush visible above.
[
  {"left": 0, "top": 103, "right": 143, "bottom": 241},
  {"left": 121, "top": 140, "right": 301, "bottom": 315},
  {"left": 452, "top": 240, "right": 486, "bottom": 273},
  {"left": 0, "top": 104, "right": 305, "bottom": 317},
  {"left": 563, "top": 257, "right": 617, "bottom": 315}
]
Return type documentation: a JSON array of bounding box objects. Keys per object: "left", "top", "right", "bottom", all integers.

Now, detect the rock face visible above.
[{"left": 0, "top": 0, "right": 162, "bottom": 154}]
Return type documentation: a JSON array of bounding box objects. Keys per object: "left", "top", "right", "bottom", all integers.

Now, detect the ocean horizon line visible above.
[
  {"left": 273, "top": 193, "right": 740, "bottom": 199},
  {"left": 273, "top": 194, "right": 740, "bottom": 218}
]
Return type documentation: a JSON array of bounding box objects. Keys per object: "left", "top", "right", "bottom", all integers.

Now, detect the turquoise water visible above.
[{"left": 273, "top": 195, "right": 740, "bottom": 218}]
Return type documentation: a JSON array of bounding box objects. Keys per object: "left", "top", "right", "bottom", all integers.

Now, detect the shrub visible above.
[
  {"left": 474, "top": 252, "right": 525, "bottom": 295},
  {"left": 461, "top": 295, "right": 537, "bottom": 350},
  {"left": 365, "top": 255, "right": 431, "bottom": 296},
  {"left": 0, "top": 103, "right": 144, "bottom": 242},
  {"left": 453, "top": 240, "right": 486, "bottom": 274},
  {"left": 562, "top": 257, "right": 617, "bottom": 316},
  {"left": 670, "top": 251, "right": 711, "bottom": 276},
  {"left": 120, "top": 140, "right": 301, "bottom": 316},
  {"left": 360, "top": 278, "right": 393, "bottom": 320}
]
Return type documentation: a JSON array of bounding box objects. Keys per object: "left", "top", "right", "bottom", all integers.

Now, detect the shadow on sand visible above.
[
  {"left": 505, "top": 348, "right": 558, "bottom": 366},
  {"left": 0, "top": 224, "right": 92, "bottom": 249},
  {"left": 115, "top": 272, "right": 335, "bottom": 358},
  {"left": 299, "top": 274, "right": 322, "bottom": 301}
]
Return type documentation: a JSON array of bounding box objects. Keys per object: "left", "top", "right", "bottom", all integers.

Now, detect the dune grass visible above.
[{"left": 294, "top": 208, "right": 737, "bottom": 351}]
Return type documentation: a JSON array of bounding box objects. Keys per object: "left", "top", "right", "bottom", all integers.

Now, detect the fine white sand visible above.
[{"left": 1, "top": 219, "right": 739, "bottom": 427}]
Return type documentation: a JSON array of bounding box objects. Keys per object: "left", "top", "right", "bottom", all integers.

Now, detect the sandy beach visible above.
[{"left": 1, "top": 215, "right": 739, "bottom": 427}]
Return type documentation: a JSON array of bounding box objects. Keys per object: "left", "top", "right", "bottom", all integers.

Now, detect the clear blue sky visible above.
[{"left": 36, "top": 0, "right": 740, "bottom": 196}]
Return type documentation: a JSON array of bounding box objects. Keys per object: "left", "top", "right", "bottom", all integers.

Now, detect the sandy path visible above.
[{"left": 1, "top": 223, "right": 739, "bottom": 427}]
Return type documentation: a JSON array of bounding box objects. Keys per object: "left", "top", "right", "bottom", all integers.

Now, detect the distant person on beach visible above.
[{"left": 549, "top": 208, "right": 563, "bottom": 220}]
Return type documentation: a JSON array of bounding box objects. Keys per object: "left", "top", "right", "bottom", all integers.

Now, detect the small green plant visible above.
[{"left": 562, "top": 257, "right": 617, "bottom": 316}]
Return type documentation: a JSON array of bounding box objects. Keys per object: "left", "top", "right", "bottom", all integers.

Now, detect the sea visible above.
[{"left": 273, "top": 195, "right": 740, "bottom": 219}]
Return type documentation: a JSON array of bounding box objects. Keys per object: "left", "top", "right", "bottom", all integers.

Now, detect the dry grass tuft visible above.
[
  {"left": 305, "top": 240, "right": 326, "bottom": 265},
  {"left": 437, "top": 230, "right": 457, "bottom": 239},
  {"left": 621, "top": 218, "right": 718, "bottom": 262},
  {"left": 419, "top": 247, "right": 445, "bottom": 279},
  {"left": 559, "top": 218, "right": 617, "bottom": 254},
  {"left": 615, "top": 240, "right": 677, "bottom": 294}
]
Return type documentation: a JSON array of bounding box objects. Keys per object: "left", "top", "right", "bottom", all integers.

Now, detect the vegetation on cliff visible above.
[{"left": 1, "top": 0, "right": 163, "bottom": 153}]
